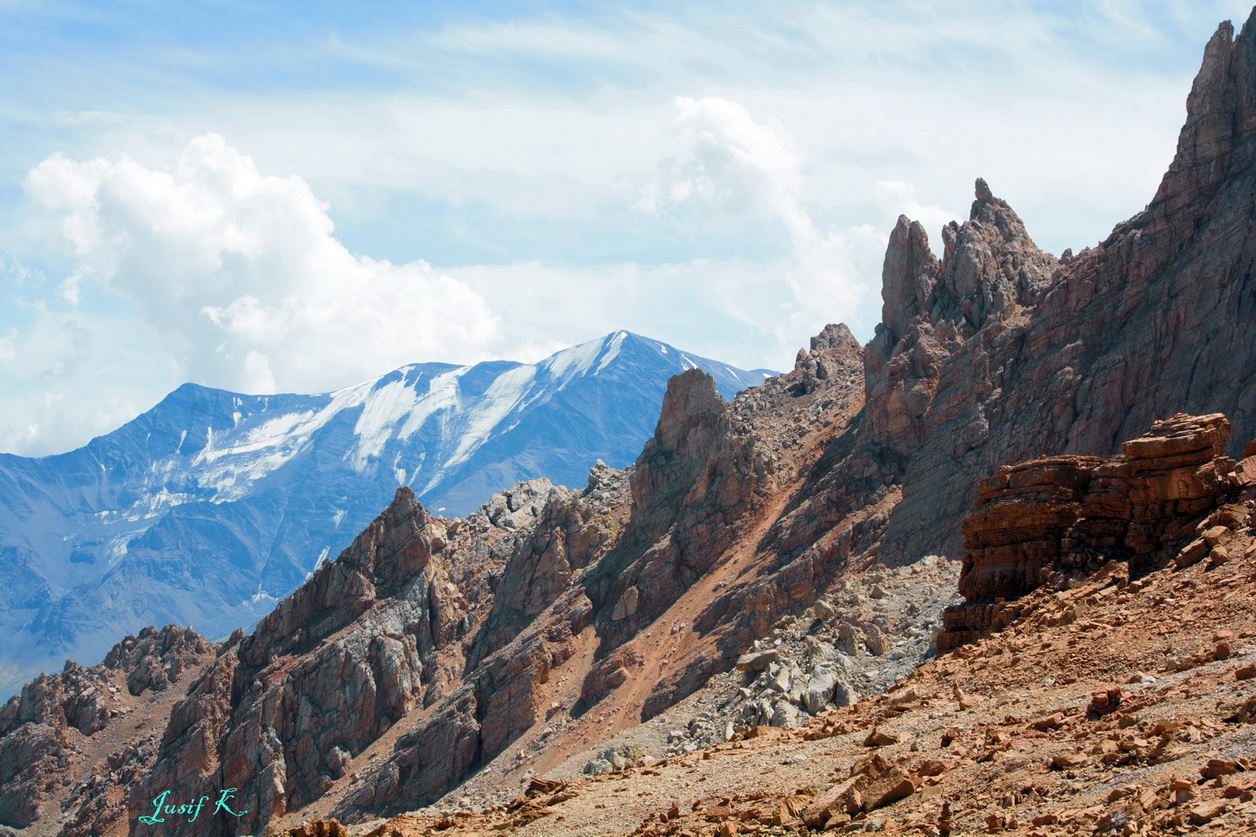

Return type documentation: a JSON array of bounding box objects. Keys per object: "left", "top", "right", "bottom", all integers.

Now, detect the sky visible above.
[{"left": 0, "top": 0, "right": 1252, "bottom": 456}]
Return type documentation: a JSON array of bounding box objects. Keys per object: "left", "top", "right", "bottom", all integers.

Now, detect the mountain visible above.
[
  {"left": 0, "top": 331, "right": 772, "bottom": 697},
  {"left": 5, "top": 11, "right": 1256, "bottom": 837}
]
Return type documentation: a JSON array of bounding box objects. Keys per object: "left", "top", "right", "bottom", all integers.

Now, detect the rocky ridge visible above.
[
  {"left": 280, "top": 415, "right": 1256, "bottom": 836},
  {"left": 0, "top": 625, "right": 215, "bottom": 834}
]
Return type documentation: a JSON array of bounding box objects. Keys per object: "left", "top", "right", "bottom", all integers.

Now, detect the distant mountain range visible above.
[{"left": 0, "top": 331, "right": 772, "bottom": 696}]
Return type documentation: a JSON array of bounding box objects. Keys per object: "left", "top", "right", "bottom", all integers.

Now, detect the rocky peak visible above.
[
  {"left": 1, "top": 624, "right": 213, "bottom": 739},
  {"left": 101, "top": 624, "right": 217, "bottom": 697},
  {"left": 874, "top": 216, "right": 938, "bottom": 354},
  {"left": 809, "top": 322, "right": 857, "bottom": 353},
  {"left": 933, "top": 178, "right": 1055, "bottom": 336},
  {"left": 1148, "top": 14, "right": 1256, "bottom": 228},
  {"left": 872, "top": 178, "right": 1055, "bottom": 363},
  {"left": 864, "top": 179, "right": 1056, "bottom": 458},
  {"left": 627, "top": 369, "right": 731, "bottom": 544},
  {"left": 789, "top": 323, "right": 863, "bottom": 396},
  {"left": 0, "top": 624, "right": 216, "bottom": 830},
  {"left": 239, "top": 486, "right": 444, "bottom": 666}
]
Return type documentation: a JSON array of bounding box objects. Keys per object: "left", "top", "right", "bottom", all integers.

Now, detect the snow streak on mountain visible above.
[{"left": 0, "top": 332, "right": 772, "bottom": 697}]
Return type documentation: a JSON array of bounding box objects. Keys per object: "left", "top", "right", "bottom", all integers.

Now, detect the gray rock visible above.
[
  {"left": 735, "top": 649, "right": 779, "bottom": 672},
  {"left": 582, "top": 758, "right": 611, "bottom": 776},
  {"left": 802, "top": 669, "right": 840, "bottom": 714},
  {"left": 770, "top": 702, "right": 800, "bottom": 729}
]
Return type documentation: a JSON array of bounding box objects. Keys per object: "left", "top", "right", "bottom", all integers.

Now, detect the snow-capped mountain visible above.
[{"left": 0, "top": 331, "right": 772, "bottom": 697}]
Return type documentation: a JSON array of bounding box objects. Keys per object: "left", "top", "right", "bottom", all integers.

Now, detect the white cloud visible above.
[
  {"left": 23, "top": 134, "right": 499, "bottom": 396},
  {"left": 644, "top": 96, "right": 804, "bottom": 217},
  {"left": 0, "top": 289, "right": 175, "bottom": 455},
  {"left": 2, "top": 1, "right": 1252, "bottom": 455},
  {"left": 872, "top": 181, "right": 957, "bottom": 238},
  {"left": 642, "top": 96, "right": 894, "bottom": 346}
]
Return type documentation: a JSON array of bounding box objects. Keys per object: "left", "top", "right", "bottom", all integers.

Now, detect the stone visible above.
[
  {"left": 803, "top": 775, "right": 867, "bottom": 828},
  {"left": 1088, "top": 687, "right": 1122, "bottom": 717},
  {"left": 1188, "top": 800, "right": 1226, "bottom": 825},
  {"left": 941, "top": 415, "right": 1235, "bottom": 649},
  {"left": 1051, "top": 752, "right": 1088, "bottom": 770},
  {"left": 1176, "top": 538, "right": 1210, "bottom": 567},
  {"left": 1031, "top": 712, "right": 1066, "bottom": 731},
  {"left": 735, "top": 650, "right": 779, "bottom": 672},
  {"left": 861, "top": 765, "right": 917, "bottom": 811},
  {"left": 770, "top": 702, "right": 801, "bottom": 729},
  {"left": 583, "top": 758, "right": 611, "bottom": 776},
  {"left": 915, "top": 759, "right": 947, "bottom": 777},
  {"left": 1201, "top": 759, "right": 1243, "bottom": 779},
  {"left": 864, "top": 729, "right": 899, "bottom": 747},
  {"left": 802, "top": 669, "right": 841, "bottom": 714},
  {"left": 610, "top": 585, "right": 641, "bottom": 621}
]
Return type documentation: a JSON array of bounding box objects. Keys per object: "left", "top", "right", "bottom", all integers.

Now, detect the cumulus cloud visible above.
[
  {"left": 642, "top": 96, "right": 899, "bottom": 345},
  {"left": 872, "top": 180, "right": 957, "bottom": 238},
  {"left": 23, "top": 134, "right": 499, "bottom": 395}
]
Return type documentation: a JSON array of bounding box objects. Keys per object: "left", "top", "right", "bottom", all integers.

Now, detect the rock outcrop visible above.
[
  {"left": 940, "top": 413, "right": 1246, "bottom": 648},
  {"left": 123, "top": 487, "right": 511, "bottom": 835},
  {"left": 871, "top": 13, "right": 1256, "bottom": 565},
  {"left": 0, "top": 625, "right": 215, "bottom": 831}
]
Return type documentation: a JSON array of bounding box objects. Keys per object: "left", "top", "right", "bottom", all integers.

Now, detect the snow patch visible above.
[
  {"left": 249, "top": 586, "right": 278, "bottom": 608},
  {"left": 442, "top": 364, "right": 537, "bottom": 471},
  {"left": 398, "top": 366, "right": 469, "bottom": 441},
  {"left": 349, "top": 378, "right": 422, "bottom": 470},
  {"left": 594, "top": 331, "right": 628, "bottom": 374},
  {"left": 543, "top": 338, "right": 602, "bottom": 384}
]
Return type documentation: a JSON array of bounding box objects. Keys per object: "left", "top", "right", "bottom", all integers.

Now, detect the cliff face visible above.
[
  {"left": 875, "top": 15, "right": 1256, "bottom": 565},
  {"left": 5, "top": 12, "right": 1256, "bottom": 837}
]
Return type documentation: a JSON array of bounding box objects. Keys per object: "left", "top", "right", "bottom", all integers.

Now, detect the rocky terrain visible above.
[
  {"left": 294, "top": 445, "right": 1256, "bottom": 835},
  {"left": 4, "top": 10, "right": 1256, "bottom": 837},
  {"left": 0, "top": 330, "right": 767, "bottom": 701}
]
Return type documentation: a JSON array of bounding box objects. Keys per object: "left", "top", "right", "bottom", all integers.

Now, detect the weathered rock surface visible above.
[
  {"left": 941, "top": 413, "right": 1245, "bottom": 648},
  {"left": 874, "top": 15, "right": 1256, "bottom": 565},
  {"left": 0, "top": 625, "right": 215, "bottom": 831}
]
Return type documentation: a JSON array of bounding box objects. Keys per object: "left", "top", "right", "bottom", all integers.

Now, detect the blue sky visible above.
[{"left": 0, "top": 0, "right": 1252, "bottom": 454}]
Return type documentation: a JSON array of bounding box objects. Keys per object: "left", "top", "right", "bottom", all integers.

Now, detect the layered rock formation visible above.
[{"left": 941, "top": 413, "right": 1251, "bottom": 648}]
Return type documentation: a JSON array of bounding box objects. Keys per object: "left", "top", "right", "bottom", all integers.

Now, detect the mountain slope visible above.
[
  {"left": 4, "top": 11, "right": 1256, "bottom": 837},
  {"left": 0, "top": 332, "right": 771, "bottom": 697}
]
